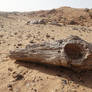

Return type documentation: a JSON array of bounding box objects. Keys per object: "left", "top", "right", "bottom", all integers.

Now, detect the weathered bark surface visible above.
[{"left": 9, "top": 36, "right": 92, "bottom": 70}]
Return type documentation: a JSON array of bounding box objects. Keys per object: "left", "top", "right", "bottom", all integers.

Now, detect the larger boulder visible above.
[{"left": 9, "top": 36, "right": 92, "bottom": 70}]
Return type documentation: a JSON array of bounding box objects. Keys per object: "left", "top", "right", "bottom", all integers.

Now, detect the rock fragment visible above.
[
  {"left": 26, "top": 19, "right": 46, "bottom": 25},
  {"left": 50, "top": 21, "right": 62, "bottom": 26}
]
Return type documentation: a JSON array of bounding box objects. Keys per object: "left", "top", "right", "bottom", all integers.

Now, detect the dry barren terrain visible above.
[{"left": 0, "top": 7, "right": 92, "bottom": 92}]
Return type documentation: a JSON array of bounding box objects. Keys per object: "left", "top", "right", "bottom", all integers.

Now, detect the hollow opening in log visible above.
[{"left": 64, "top": 44, "right": 84, "bottom": 60}]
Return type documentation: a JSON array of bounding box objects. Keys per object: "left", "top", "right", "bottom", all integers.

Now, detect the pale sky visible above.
[{"left": 0, "top": 0, "right": 92, "bottom": 12}]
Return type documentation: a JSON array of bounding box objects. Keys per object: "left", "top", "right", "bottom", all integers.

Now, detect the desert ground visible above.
[{"left": 0, "top": 7, "right": 92, "bottom": 92}]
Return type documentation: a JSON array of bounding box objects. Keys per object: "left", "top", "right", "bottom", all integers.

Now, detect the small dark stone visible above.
[
  {"left": 58, "top": 40, "right": 63, "bottom": 44},
  {"left": 34, "top": 89, "right": 37, "bottom": 92},
  {"left": 69, "top": 20, "right": 78, "bottom": 25},
  {"left": 17, "top": 43, "right": 22, "bottom": 46},
  {"left": 41, "top": 39, "right": 44, "bottom": 41},
  {"left": 51, "top": 30, "right": 55, "bottom": 32},
  {"left": 16, "top": 74, "right": 23, "bottom": 81},
  {"left": 1, "top": 25, "right": 4, "bottom": 28},
  {"left": 37, "top": 31, "right": 40, "bottom": 34},
  {"left": 7, "top": 84, "right": 13, "bottom": 91},
  {"left": 62, "top": 79, "right": 67, "bottom": 84},
  {"left": 16, "top": 46, "right": 19, "bottom": 48},
  {"left": 14, "top": 32, "right": 18, "bottom": 35},
  {"left": 8, "top": 68, "right": 13, "bottom": 72},
  {"left": 0, "top": 35, "right": 3, "bottom": 38},
  {"left": 30, "top": 40, "right": 34, "bottom": 43},
  {"left": 13, "top": 73, "right": 24, "bottom": 81},
  {"left": 14, "top": 44, "right": 16, "bottom": 47},
  {"left": 51, "top": 37, "right": 55, "bottom": 40},
  {"left": 8, "top": 44, "right": 10, "bottom": 46},
  {"left": 46, "top": 34, "right": 50, "bottom": 38}
]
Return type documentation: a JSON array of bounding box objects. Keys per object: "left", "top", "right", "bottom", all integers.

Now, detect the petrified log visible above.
[{"left": 9, "top": 36, "right": 92, "bottom": 70}]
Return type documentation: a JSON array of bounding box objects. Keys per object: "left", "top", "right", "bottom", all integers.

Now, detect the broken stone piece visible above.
[
  {"left": 50, "top": 21, "right": 62, "bottom": 26},
  {"left": 26, "top": 19, "right": 46, "bottom": 25},
  {"left": 9, "top": 36, "right": 92, "bottom": 70}
]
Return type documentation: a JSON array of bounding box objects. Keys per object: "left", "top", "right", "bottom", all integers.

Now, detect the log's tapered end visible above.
[{"left": 9, "top": 49, "right": 28, "bottom": 60}]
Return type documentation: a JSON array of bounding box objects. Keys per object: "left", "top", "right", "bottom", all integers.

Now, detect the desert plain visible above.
[{"left": 0, "top": 7, "right": 92, "bottom": 92}]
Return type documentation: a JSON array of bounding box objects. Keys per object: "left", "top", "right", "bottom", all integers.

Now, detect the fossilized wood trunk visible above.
[{"left": 9, "top": 36, "right": 92, "bottom": 70}]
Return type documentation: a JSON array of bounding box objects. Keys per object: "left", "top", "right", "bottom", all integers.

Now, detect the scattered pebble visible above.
[
  {"left": 17, "top": 43, "right": 22, "bottom": 46},
  {"left": 12, "top": 72, "right": 24, "bottom": 81},
  {"left": 7, "top": 84, "right": 13, "bottom": 91},
  {"left": 8, "top": 68, "right": 13, "bottom": 72},
  {"left": 62, "top": 79, "right": 68, "bottom": 85},
  {"left": 46, "top": 33, "right": 50, "bottom": 38},
  {"left": 30, "top": 40, "right": 34, "bottom": 43}
]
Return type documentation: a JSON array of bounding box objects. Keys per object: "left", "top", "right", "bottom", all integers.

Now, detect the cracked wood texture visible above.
[{"left": 9, "top": 36, "right": 92, "bottom": 70}]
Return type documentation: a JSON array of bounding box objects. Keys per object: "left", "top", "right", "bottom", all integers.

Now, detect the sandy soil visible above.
[{"left": 0, "top": 7, "right": 92, "bottom": 92}]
